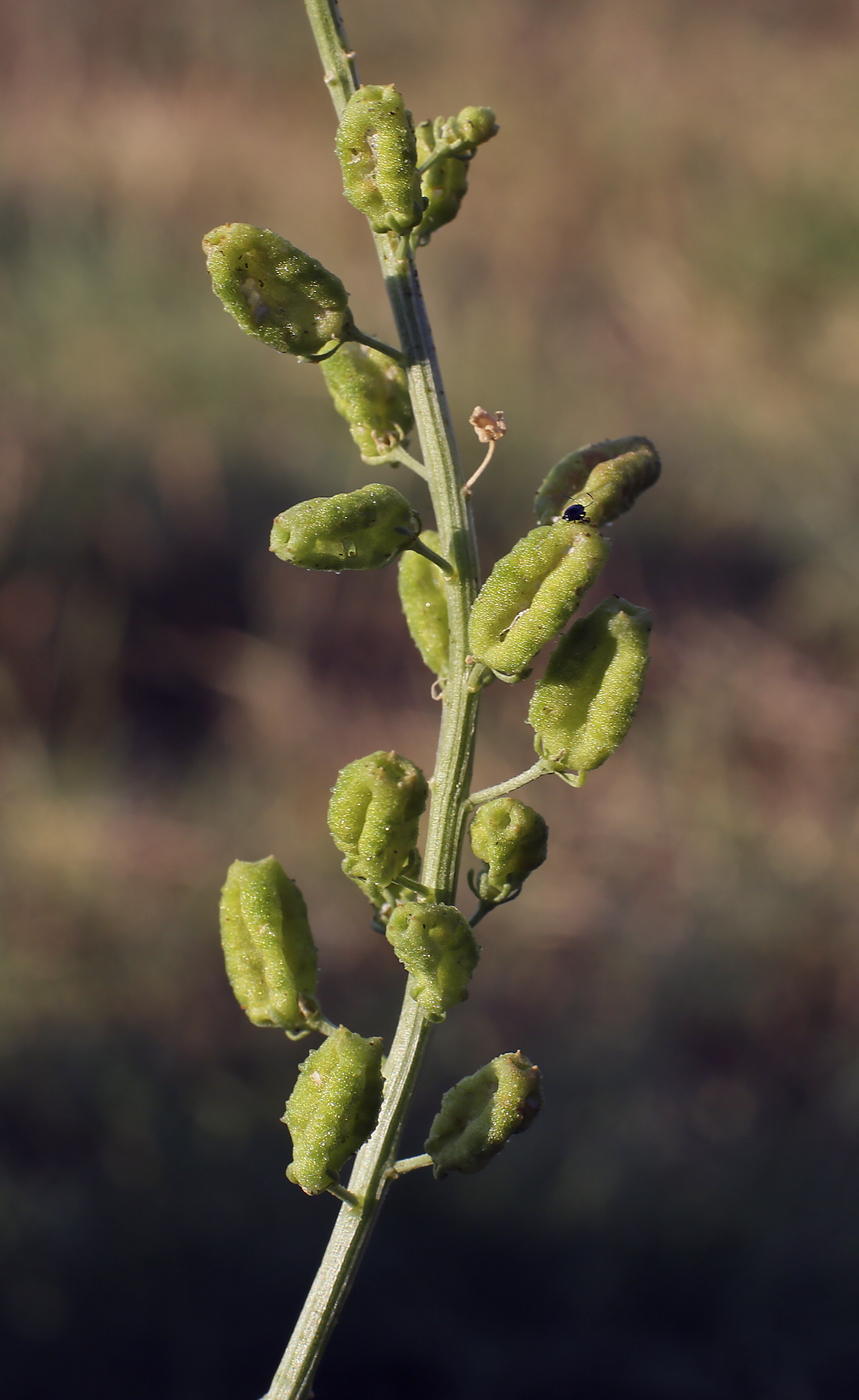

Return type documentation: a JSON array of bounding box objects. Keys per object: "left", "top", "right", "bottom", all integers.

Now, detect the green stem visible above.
[
  {"left": 264, "top": 7, "right": 483, "bottom": 1398},
  {"left": 465, "top": 759, "right": 552, "bottom": 811}
]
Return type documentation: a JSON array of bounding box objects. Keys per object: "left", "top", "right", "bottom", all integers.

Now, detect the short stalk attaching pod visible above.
[
  {"left": 385, "top": 902, "right": 481, "bottom": 1023},
  {"left": 335, "top": 84, "right": 424, "bottom": 236},
  {"left": 219, "top": 856, "right": 320, "bottom": 1032},
  {"left": 425, "top": 1051, "right": 543, "bottom": 1178},
  {"left": 328, "top": 751, "right": 429, "bottom": 906},
  {"left": 468, "top": 797, "right": 548, "bottom": 905},
  {"left": 468, "top": 521, "right": 609, "bottom": 682},
  {"left": 320, "top": 342, "right": 414, "bottom": 460},
  {"left": 397, "top": 529, "right": 451, "bottom": 680},
  {"left": 203, "top": 223, "right": 354, "bottom": 360},
  {"left": 534, "top": 436, "right": 661, "bottom": 527},
  {"left": 270, "top": 483, "right": 421, "bottom": 571},
  {"left": 283, "top": 1027, "right": 385, "bottom": 1195},
  {"left": 528, "top": 595, "right": 652, "bottom": 786}
]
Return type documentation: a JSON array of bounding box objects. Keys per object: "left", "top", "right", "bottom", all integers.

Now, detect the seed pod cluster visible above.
[
  {"left": 425, "top": 1051, "right": 543, "bottom": 1178},
  {"left": 385, "top": 902, "right": 480, "bottom": 1023},
  {"left": 203, "top": 223, "right": 352, "bottom": 360},
  {"left": 534, "top": 436, "right": 661, "bottom": 527},
  {"left": 397, "top": 530, "right": 450, "bottom": 680},
  {"left": 320, "top": 342, "right": 414, "bottom": 459},
  {"left": 468, "top": 521, "right": 609, "bottom": 682},
  {"left": 328, "top": 751, "right": 428, "bottom": 904},
  {"left": 335, "top": 84, "right": 424, "bottom": 235},
  {"left": 270, "top": 483, "right": 420, "bottom": 572},
  {"left": 469, "top": 798, "right": 548, "bottom": 905},
  {"left": 529, "top": 596, "right": 652, "bottom": 786},
  {"left": 219, "top": 856, "right": 319, "bottom": 1032},
  {"left": 283, "top": 1027, "right": 385, "bottom": 1195}
]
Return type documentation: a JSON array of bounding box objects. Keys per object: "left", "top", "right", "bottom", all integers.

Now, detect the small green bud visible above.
[
  {"left": 397, "top": 530, "right": 450, "bottom": 679},
  {"left": 468, "top": 522, "right": 609, "bottom": 682},
  {"left": 534, "top": 436, "right": 661, "bottom": 527},
  {"left": 320, "top": 342, "right": 414, "bottom": 459},
  {"left": 270, "top": 483, "right": 420, "bottom": 572},
  {"left": 385, "top": 902, "right": 480, "bottom": 1023},
  {"left": 448, "top": 105, "right": 499, "bottom": 149},
  {"left": 203, "top": 223, "right": 352, "bottom": 360},
  {"left": 219, "top": 856, "right": 319, "bottom": 1032},
  {"left": 328, "top": 751, "right": 428, "bottom": 903},
  {"left": 469, "top": 798, "right": 548, "bottom": 905},
  {"left": 528, "top": 596, "right": 652, "bottom": 786},
  {"left": 425, "top": 1051, "right": 542, "bottom": 1178},
  {"left": 335, "top": 84, "right": 423, "bottom": 236},
  {"left": 283, "top": 1027, "right": 385, "bottom": 1195}
]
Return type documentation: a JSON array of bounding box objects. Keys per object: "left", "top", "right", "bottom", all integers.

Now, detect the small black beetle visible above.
[{"left": 562, "top": 502, "right": 590, "bottom": 523}]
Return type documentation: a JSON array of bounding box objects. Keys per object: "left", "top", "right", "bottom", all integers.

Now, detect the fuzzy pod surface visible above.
[
  {"left": 219, "top": 856, "right": 318, "bottom": 1031},
  {"left": 469, "top": 798, "right": 548, "bottom": 904},
  {"left": 335, "top": 84, "right": 423, "bottom": 235},
  {"left": 468, "top": 521, "right": 609, "bottom": 681},
  {"left": 328, "top": 751, "right": 428, "bottom": 901},
  {"left": 529, "top": 596, "right": 652, "bottom": 786},
  {"left": 397, "top": 529, "right": 450, "bottom": 679},
  {"left": 534, "top": 436, "right": 660, "bottom": 526},
  {"left": 203, "top": 223, "right": 351, "bottom": 359},
  {"left": 320, "top": 342, "right": 413, "bottom": 459},
  {"left": 270, "top": 483, "right": 420, "bottom": 571},
  {"left": 385, "top": 902, "right": 480, "bottom": 1023},
  {"left": 283, "top": 1027, "right": 385, "bottom": 1195},
  {"left": 425, "top": 1051, "right": 543, "bottom": 1178}
]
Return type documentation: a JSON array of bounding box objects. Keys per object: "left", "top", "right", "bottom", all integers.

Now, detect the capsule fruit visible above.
[
  {"left": 320, "top": 342, "right": 413, "bottom": 459},
  {"left": 219, "top": 856, "right": 319, "bottom": 1032},
  {"left": 534, "top": 436, "right": 661, "bottom": 527},
  {"left": 469, "top": 798, "right": 548, "bottom": 904},
  {"left": 528, "top": 596, "right": 652, "bottom": 785},
  {"left": 385, "top": 901, "right": 480, "bottom": 1022},
  {"left": 270, "top": 483, "right": 420, "bottom": 572},
  {"left": 397, "top": 530, "right": 450, "bottom": 679},
  {"left": 328, "top": 751, "right": 428, "bottom": 903},
  {"left": 283, "top": 1027, "right": 385, "bottom": 1194},
  {"left": 425, "top": 1051, "right": 543, "bottom": 1178},
  {"left": 335, "top": 84, "right": 423, "bottom": 235}
]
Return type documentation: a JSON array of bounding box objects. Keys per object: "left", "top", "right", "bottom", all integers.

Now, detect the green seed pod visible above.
[
  {"left": 469, "top": 798, "right": 548, "bottom": 905},
  {"left": 413, "top": 118, "right": 471, "bottom": 246},
  {"left": 385, "top": 902, "right": 480, "bottom": 1023},
  {"left": 335, "top": 84, "right": 423, "bottom": 236},
  {"left": 397, "top": 530, "right": 450, "bottom": 679},
  {"left": 320, "top": 342, "right": 414, "bottom": 459},
  {"left": 468, "top": 522, "right": 609, "bottom": 682},
  {"left": 270, "top": 483, "right": 420, "bottom": 572},
  {"left": 448, "top": 105, "right": 499, "bottom": 149},
  {"left": 534, "top": 436, "right": 661, "bottom": 527},
  {"left": 283, "top": 1027, "right": 385, "bottom": 1195},
  {"left": 203, "top": 223, "right": 352, "bottom": 360},
  {"left": 219, "top": 856, "right": 319, "bottom": 1032},
  {"left": 528, "top": 596, "right": 652, "bottom": 786},
  {"left": 328, "top": 751, "right": 428, "bottom": 903},
  {"left": 425, "top": 1051, "right": 543, "bottom": 1178}
]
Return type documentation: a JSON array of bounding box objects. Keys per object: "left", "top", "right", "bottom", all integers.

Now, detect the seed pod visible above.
[
  {"left": 469, "top": 798, "right": 548, "bottom": 904},
  {"left": 203, "top": 223, "right": 352, "bottom": 360},
  {"left": 397, "top": 530, "right": 450, "bottom": 679},
  {"left": 328, "top": 751, "right": 428, "bottom": 903},
  {"left": 283, "top": 1027, "right": 385, "bottom": 1195},
  {"left": 425, "top": 1051, "right": 542, "bottom": 1178},
  {"left": 335, "top": 84, "right": 423, "bottom": 236},
  {"left": 320, "top": 342, "right": 413, "bottom": 459},
  {"left": 270, "top": 483, "right": 420, "bottom": 572},
  {"left": 413, "top": 118, "right": 471, "bottom": 246},
  {"left": 534, "top": 436, "right": 660, "bottom": 527},
  {"left": 385, "top": 902, "right": 480, "bottom": 1023},
  {"left": 528, "top": 596, "right": 652, "bottom": 786},
  {"left": 468, "top": 522, "right": 609, "bottom": 682},
  {"left": 219, "top": 856, "right": 319, "bottom": 1031}
]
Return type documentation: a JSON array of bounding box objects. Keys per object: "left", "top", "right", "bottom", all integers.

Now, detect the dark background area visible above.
[{"left": 2, "top": 1, "right": 859, "bottom": 1396}]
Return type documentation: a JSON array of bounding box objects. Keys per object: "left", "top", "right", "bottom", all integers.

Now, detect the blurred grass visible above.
[{"left": 2, "top": 1, "right": 859, "bottom": 1397}]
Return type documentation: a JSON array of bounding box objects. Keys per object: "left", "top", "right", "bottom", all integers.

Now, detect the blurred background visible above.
[{"left": 2, "top": 0, "right": 859, "bottom": 1396}]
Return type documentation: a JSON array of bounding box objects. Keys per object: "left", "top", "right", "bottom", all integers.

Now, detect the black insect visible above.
[{"left": 562, "top": 502, "right": 590, "bottom": 523}]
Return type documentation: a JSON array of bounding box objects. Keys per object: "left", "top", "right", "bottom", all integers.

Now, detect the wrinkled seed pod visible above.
[
  {"left": 425, "top": 1051, "right": 542, "bottom": 1178},
  {"left": 270, "top": 483, "right": 420, "bottom": 571},
  {"left": 469, "top": 798, "right": 548, "bottom": 904},
  {"left": 219, "top": 856, "right": 318, "bottom": 1031},
  {"left": 528, "top": 596, "right": 652, "bottom": 786},
  {"left": 203, "top": 223, "right": 352, "bottom": 360},
  {"left": 335, "top": 84, "right": 423, "bottom": 235},
  {"left": 320, "top": 342, "right": 413, "bottom": 458},
  {"left": 397, "top": 529, "right": 450, "bottom": 678},
  {"left": 414, "top": 118, "right": 470, "bottom": 246},
  {"left": 283, "top": 1027, "right": 385, "bottom": 1195},
  {"left": 328, "top": 751, "right": 428, "bottom": 899},
  {"left": 385, "top": 901, "right": 480, "bottom": 1023},
  {"left": 468, "top": 521, "right": 609, "bottom": 681},
  {"left": 534, "top": 436, "right": 660, "bottom": 526}
]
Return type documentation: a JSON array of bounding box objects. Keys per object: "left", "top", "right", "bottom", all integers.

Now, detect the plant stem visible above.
[
  {"left": 263, "top": 7, "right": 483, "bottom": 1397},
  {"left": 464, "top": 759, "right": 552, "bottom": 811}
]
